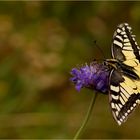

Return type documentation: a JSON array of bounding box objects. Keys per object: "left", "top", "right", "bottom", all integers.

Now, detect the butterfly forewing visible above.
[
  {"left": 112, "top": 23, "right": 140, "bottom": 67},
  {"left": 109, "top": 23, "right": 140, "bottom": 125}
]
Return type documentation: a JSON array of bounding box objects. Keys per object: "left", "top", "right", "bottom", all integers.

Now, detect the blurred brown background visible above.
[{"left": 0, "top": 1, "right": 140, "bottom": 139}]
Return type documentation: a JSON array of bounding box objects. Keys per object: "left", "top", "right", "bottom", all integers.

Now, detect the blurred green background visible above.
[{"left": 0, "top": 1, "right": 140, "bottom": 139}]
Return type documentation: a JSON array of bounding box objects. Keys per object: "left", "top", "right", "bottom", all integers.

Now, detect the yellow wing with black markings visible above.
[{"left": 109, "top": 23, "right": 140, "bottom": 125}]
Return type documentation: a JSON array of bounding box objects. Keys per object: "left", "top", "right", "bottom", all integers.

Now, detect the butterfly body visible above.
[
  {"left": 105, "top": 59, "right": 139, "bottom": 80},
  {"left": 106, "top": 23, "right": 140, "bottom": 125}
]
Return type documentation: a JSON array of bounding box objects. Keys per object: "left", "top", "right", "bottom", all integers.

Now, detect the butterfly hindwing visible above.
[
  {"left": 109, "top": 69, "right": 140, "bottom": 125},
  {"left": 109, "top": 23, "right": 140, "bottom": 125}
]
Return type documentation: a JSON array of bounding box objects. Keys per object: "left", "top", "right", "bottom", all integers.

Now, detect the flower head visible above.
[{"left": 70, "top": 61, "right": 109, "bottom": 93}]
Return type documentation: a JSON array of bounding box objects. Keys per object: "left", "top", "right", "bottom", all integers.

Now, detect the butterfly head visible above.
[{"left": 103, "top": 59, "right": 119, "bottom": 70}]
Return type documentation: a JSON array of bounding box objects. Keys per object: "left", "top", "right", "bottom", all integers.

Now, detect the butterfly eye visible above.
[{"left": 103, "top": 61, "right": 107, "bottom": 66}]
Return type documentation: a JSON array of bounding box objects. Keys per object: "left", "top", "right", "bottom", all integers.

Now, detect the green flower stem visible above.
[{"left": 73, "top": 92, "right": 98, "bottom": 140}]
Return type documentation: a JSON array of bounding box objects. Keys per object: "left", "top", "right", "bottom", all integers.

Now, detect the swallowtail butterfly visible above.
[
  {"left": 70, "top": 23, "right": 140, "bottom": 125},
  {"left": 106, "top": 23, "right": 140, "bottom": 125}
]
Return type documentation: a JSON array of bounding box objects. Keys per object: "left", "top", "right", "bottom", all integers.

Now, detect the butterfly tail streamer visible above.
[{"left": 73, "top": 92, "right": 98, "bottom": 140}]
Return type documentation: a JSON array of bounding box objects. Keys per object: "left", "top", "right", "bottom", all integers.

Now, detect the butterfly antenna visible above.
[{"left": 94, "top": 40, "right": 106, "bottom": 59}]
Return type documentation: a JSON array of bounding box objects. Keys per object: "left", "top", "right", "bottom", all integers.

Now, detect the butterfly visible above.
[{"left": 106, "top": 23, "right": 140, "bottom": 125}]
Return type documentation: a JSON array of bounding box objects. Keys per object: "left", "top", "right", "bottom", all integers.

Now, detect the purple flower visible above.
[{"left": 70, "top": 61, "right": 109, "bottom": 93}]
